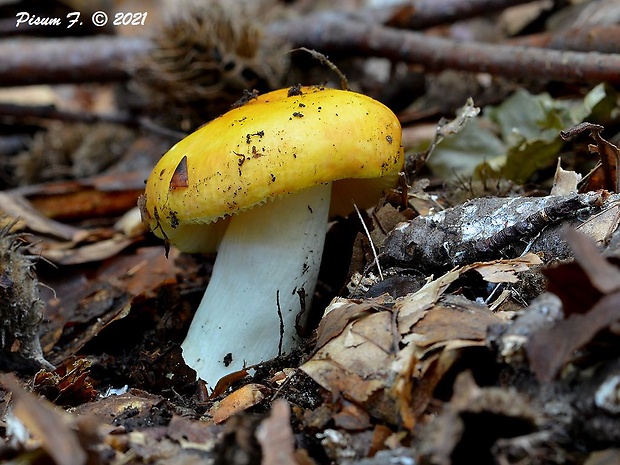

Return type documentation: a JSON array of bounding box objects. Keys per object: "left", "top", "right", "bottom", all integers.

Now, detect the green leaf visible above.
[
  {"left": 427, "top": 118, "right": 506, "bottom": 180},
  {"left": 427, "top": 85, "right": 617, "bottom": 184}
]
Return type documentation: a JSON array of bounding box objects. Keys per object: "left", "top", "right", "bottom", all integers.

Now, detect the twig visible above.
[
  {"left": 353, "top": 203, "right": 384, "bottom": 281},
  {"left": 0, "top": 36, "right": 152, "bottom": 87},
  {"left": 268, "top": 16, "right": 620, "bottom": 84},
  {"left": 291, "top": 47, "right": 349, "bottom": 90},
  {"left": 351, "top": 0, "right": 535, "bottom": 30},
  {"left": 511, "top": 25, "right": 620, "bottom": 54},
  {"left": 0, "top": 103, "right": 137, "bottom": 126},
  {"left": 2, "top": 10, "right": 619, "bottom": 89}
]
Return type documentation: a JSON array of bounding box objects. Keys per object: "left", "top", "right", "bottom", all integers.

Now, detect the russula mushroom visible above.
[{"left": 142, "top": 85, "right": 403, "bottom": 388}]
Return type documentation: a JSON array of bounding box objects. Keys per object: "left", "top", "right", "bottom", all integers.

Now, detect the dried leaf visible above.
[
  {"left": 16, "top": 171, "right": 146, "bottom": 221},
  {"left": 210, "top": 383, "right": 268, "bottom": 424},
  {"left": 256, "top": 400, "right": 297, "bottom": 465},
  {"left": 314, "top": 298, "right": 380, "bottom": 353},
  {"left": 0, "top": 374, "right": 87, "bottom": 465},
  {"left": 303, "top": 269, "right": 501, "bottom": 427},
  {"left": 408, "top": 296, "right": 502, "bottom": 350},
  {"left": 526, "top": 291, "right": 620, "bottom": 381},
  {"left": 468, "top": 253, "right": 543, "bottom": 284},
  {"left": 566, "top": 228, "right": 620, "bottom": 294},
  {"left": 584, "top": 449, "right": 620, "bottom": 465},
  {"left": 37, "top": 235, "right": 134, "bottom": 265},
  {"left": 576, "top": 202, "right": 620, "bottom": 244},
  {"left": 396, "top": 268, "right": 462, "bottom": 335},
  {"left": 302, "top": 309, "right": 395, "bottom": 413},
  {"left": 561, "top": 122, "right": 620, "bottom": 192},
  {"left": 166, "top": 415, "right": 219, "bottom": 450},
  {"left": 33, "top": 358, "right": 97, "bottom": 407},
  {"left": 0, "top": 192, "right": 84, "bottom": 241},
  {"left": 551, "top": 158, "right": 581, "bottom": 195}
]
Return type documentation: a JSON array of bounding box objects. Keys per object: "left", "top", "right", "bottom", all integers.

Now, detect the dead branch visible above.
[
  {"left": 2, "top": 12, "right": 619, "bottom": 89},
  {"left": 511, "top": 25, "right": 620, "bottom": 54},
  {"left": 268, "top": 16, "right": 620, "bottom": 84},
  {"left": 352, "top": 0, "right": 535, "bottom": 30},
  {"left": 0, "top": 103, "right": 136, "bottom": 126},
  {"left": 0, "top": 36, "right": 152, "bottom": 87}
]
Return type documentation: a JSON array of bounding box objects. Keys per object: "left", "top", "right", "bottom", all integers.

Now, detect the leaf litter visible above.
[{"left": 3, "top": 2, "right": 620, "bottom": 464}]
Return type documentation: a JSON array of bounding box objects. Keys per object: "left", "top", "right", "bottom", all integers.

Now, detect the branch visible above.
[
  {"left": 351, "top": 0, "right": 536, "bottom": 29},
  {"left": 2, "top": 12, "right": 619, "bottom": 89},
  {"left": 268, "top": 16, "right": 620, "bottom": 84},
  {"left": 0, "top": 36, "right": 152, "bottom": 87}
]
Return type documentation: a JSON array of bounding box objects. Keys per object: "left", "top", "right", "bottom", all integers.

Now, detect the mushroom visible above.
[{"left": 142, "top": 85, "right": 403, "bottom": 388}]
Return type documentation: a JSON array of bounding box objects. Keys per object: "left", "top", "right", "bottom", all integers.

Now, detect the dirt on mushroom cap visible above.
[{"left": 143, "top": 85, "right": 404, "bottom": 247}]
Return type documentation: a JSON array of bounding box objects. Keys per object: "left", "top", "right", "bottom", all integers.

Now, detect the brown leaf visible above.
[
  {"left": 468, "top": 253, "right": 543, "bottom": 284},
  {"left": 526, "top": 291, "right": 620, "bottom": 381},
  {"left": 565, "top": 228, "right": 620, "bottom": 294},
  {"left": 33, "top": 358, "right": 97, "bottom": 407},
  {"left": 551, "top": 158, "right": 581, "bottom": 195},
  {"left": 39, "top": 235, "right": 135, "bottom": 265},
  {"left": 71, "top": 389, "right": 165, "bottom": 430},
  {"left": 210, "top": 383, "right": 268, "bottom": 424},
  {"left": 576, "top": 201, "right": 620, "bottom": 245},
  {"left": 170, "top": 155, "right": 189, "bottom": 189},
  {"left": 396, "top": 268, "right": 463, "bottom": 335},
  {"left": 17, "top": 171, "right": 146, "bottom": 221},
  {"left": 0, "top": 192, "right": 84, "bottom": 241},
  {"left": 314, "top": 298, "right": 382, "bottom": 353},
  {"left": 333, "top": 401, "right": 372, "bottom": 431},
  {"left": 561, "top": 122, "right": 620, "bottom": 192},
  {"left": 584, "top": 449, "right": 620, "bottom": 465},
  {"left": 0, "top": 374, "right": 87, "bottom": 465},
  {"left": 256, "top": 399, "right": 297, "bottom": 465},
  {"left": 411, "top": 295, "right": 503, "bottom": 350},
  {"left": 166, "top": 415, "right": 219, "bottom": 446}
]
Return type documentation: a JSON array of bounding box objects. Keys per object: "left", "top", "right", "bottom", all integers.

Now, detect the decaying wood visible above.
[
  {"left": 2, "top": 12, "right": 620, "bottom": 89},
  {"left": 511, "top": 25, "right": 620, "bottom": 54},
  {"left": 0, "top": 36, "right": 152, "bottom": 87},
  {"left": 349, "top": 0, "right": 534, "bottom": 30},
  {"left": 267, "top": 16, "right": 620, "bottom": 84},
  {"left": 383, "top": 192, "right": 613, "bottom": 271}
]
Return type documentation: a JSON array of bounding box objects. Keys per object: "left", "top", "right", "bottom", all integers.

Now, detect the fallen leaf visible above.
[
  {"left": 407, "top": 295, "right": 503, "bottom": 351},
  {"left": 166, "top": 415, "right": 219, "bottom": 451},
  {"left": 210, "top": 383, "right": 268, "bottom": 424},
  {"left": 256, "top": 399, "right": 297, "bottom": 465},
  {"left": 33, "top": 358, "right": 97, "bottom": 407},
  {"left": 565, "top": 228, "right": 620, "bottom": 294},
  {"left": 551, "top": 158, "right": 581, "bottom": 195},
  {"left": 333, "top": 400, "right": 372, "bottom": 431},
  {"left": 396, "top": 268, "right": 463, "bottom": 334},
  {"left": 468, "top": 253, "right": 543, "bottom": 284},
  {"left": 0, "top": 374, "right": 87, "bottom": 465},
  {"left": 0, "top": 192, "right": 84, "bottom": 242},
  {"left": 526, "top": 290, "right": 620, "bottom": 381},
  {"left": 314, "top": 298, "right": 381, "bottom": 353},
  {"left": 576, "top": 202, "right": 620, "bottom": 244},
  {"left": 584, "top": 448, "right": 620, "bottom": 465},
  {"left": 37, "top": 235, "right": 135, "bottom": 265}
]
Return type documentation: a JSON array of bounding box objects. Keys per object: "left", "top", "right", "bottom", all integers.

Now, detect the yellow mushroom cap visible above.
[{"left": 143, "top": 85, "right": 404, "bottom": 252}]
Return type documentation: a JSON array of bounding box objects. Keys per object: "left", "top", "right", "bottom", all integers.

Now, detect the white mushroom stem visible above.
[{"left": 181, "top": 183, "right": 332, "bottom": 388}]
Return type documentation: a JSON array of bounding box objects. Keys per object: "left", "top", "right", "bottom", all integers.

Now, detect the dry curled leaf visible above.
[
  {"left": 468, "top": 253, "right": 543, "bottom": 284},
  {"left": 210, "top": 383, "right": 269, "bottom": 424},
  {"left": 303, "top": 266, "right": 503, "bottom": 428},
  {"left": 0, "top": 374, "right": 87, "bottom": 465},
  {"left": 256, "top": 399, "right": 297, "bottom": 465}
]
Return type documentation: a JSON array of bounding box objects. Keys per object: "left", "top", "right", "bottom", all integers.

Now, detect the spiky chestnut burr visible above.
[
  {"left": 134, "top": 0, "right": 290, "bottom": 130},
  {"left": 0, "top": 221, "right": 53, "bottom": 371}
]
